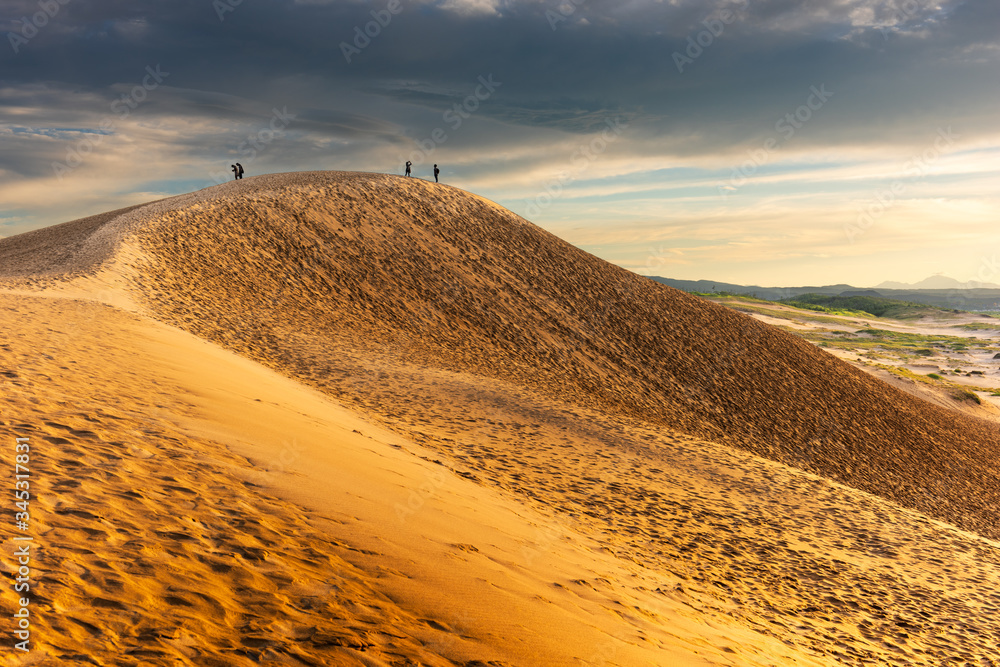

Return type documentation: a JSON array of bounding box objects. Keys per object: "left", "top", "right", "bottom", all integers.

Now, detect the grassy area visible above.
[
  {"left": 691, "top": 291, "right": 773, "bottom": 304},
  {"left": 701, "top": 292, "right": 1000, "bottom": 358},
  {"left": 880, "top": 365, "right": 941, "bottom": 385},
  {"left": 705, "top": 296, "right": 867, "bottom": 327},
  {"left": 697, "top": 292, "right": 1000, "bottom": 401},
  {"left": 952, "top": 322, "right": 1000, "bottom": 331},
  {"left": 779, "top": 293, "right": 946, "bottom": 320},
  {"left": 954, "top": 389, "right": 983, "bottom": 404},
  {"left": 814, "top": 327, "right": 986, "bottom": 355}
]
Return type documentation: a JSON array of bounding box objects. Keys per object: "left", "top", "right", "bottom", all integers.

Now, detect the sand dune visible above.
[
  {"left": 6, "top": 293, "right": 779, "bottom": 666},
  {"left": 22, "top": 170, "right": 995, "bottom": 540},
  {"left": 3, "top": 171, "right": 1000, "bottom": 665}
]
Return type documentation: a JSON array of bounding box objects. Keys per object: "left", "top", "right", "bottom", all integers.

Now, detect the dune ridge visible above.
[
  {"left": 23, "top": 170, "right": 996, "bottom": 541},
  {"left": 4, "top": 170, "right": 1000, "bottom": 665}
]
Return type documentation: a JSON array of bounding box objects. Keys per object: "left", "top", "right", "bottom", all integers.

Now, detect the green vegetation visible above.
[
  {"left": 952, "top": 322, "right": 1000, "bottom": 331},
  {"left": 702, "top": 291, "right": 1000, "bottom": 361},
  {"left": 695, "top": 289, "right": 1000, "bottom": 401},
  {"left": 780, "top": 293, "right": 935, "bottom": 319},
  {"left": 691, "top": 291, "right": 779, "bottom": 305},
  {"left": 707, "top": 297, "right": 861, "bottom": 326},
  {"left": 884, "top": 366, "right": 940, "bottom": 385},
  {"left": 850, "top": 328, "right": 979, "bottom": 350},
  {"left": 954, "top": 389, "right": 983, "bottom": 405}
]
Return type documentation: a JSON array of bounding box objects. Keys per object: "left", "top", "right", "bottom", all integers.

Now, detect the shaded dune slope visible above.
[
  {"left": 0, "top": 203, "right": 150, "bottom": 278},
  {"left": 4, "top": 171, "right": 1000, "bottom": 540}
]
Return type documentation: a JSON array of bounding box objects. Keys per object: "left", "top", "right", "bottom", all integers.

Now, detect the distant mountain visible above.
[
  {"left": 649, "top": 276, "right": 1000, "bottom": 311},
  {"left": 876, "top": 275, "right": 1000, "bottom": 290},
  {"left": 645, "top": 278, "right": 853, "bottom": 301},
  {"left": 838, "top": 289, "right": 884, "bottom": 297}
]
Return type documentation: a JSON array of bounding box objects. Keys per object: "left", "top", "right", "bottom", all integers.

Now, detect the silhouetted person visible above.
[
  {"left": 236, "top": 162, "right": 244, "bottom": 179},
  {"left": 405, "top": 161, "right": 412, "bottom": 177},
  {"left": 231, "top": 164, "right": 239, "bottom": 180},
  {"left": 433, "top": 164, "right": 440, "bottom": 183}
]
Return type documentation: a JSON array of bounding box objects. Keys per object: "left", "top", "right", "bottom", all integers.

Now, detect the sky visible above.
[{"left": 1, "top": 0, "right": 998, "bottom": 287}]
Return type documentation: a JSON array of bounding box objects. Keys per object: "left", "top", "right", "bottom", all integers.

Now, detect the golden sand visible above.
[{"left": 2, "top": 171, "right": 999, "bottom": 665}]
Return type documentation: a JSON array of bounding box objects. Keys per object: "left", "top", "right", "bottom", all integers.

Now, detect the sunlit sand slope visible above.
[
  {"left": 0, "top": 293, "right": 822, "bottom": 666},
  {"left": 3, "top": 171, "right": 1000, "bottom": 666},
  {"left": 56, "top": 170, "right": 1000, "bottom": 541}
]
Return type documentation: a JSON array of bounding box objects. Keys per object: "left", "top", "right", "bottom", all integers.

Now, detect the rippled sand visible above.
[{"left": 2, "top": 171, "right": 999, "bottom": 665}]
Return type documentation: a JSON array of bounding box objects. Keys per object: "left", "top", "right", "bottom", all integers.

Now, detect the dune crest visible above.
[
  {"left": 61, "top": 170, "right": 1000, "bottom": 541},
  {"left": 4, "top": 171, "right": 1000, "bottom": 665}
]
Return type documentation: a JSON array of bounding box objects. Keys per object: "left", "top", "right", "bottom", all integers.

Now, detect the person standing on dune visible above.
[
  {"left": 231, "top": 164, "right": 239, "bottom": 180},
  {"left": 433, "top": 164, "right": 440, "bottom": 183},
  {"left": 236, "top": 163, "right": 244, "bottom": 179},
  {"left": 405, "top": 161, "right": 412, "bottom": 177}
]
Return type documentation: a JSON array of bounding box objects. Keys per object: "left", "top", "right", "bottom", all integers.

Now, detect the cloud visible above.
[
  {"left": 436, "top": 0, "right": 507, "bottom": 16},
  {"left": 0, "top": 0, "right": 996, "bottom": 286}
]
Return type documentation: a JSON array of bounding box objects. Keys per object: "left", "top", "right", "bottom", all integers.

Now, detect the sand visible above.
[
  {"left": 2, "top": 171, "right": 1000, "bottom": 665},
  {"left": 720, "top": 297, "right": 1000, "bottom": 421}
]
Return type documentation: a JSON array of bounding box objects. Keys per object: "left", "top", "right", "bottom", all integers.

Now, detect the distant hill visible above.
[
  {"left": 650, "top": 277, "right": 1000, "bottom": 311},
  {"left": 646, "top": 278, "right": 853, "bottom": 301},
  {"left": 876, "top": 275, "right": 1000, "bottom": 290},
  {"left": 781, "top": 293, "right": 932, "bottom": 319}
]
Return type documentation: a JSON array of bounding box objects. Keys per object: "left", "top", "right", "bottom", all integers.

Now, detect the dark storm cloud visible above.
[
  {"left": 3, "top": 0, "right": 996, "bottom": 148},
  {"left": 1, "top": 0, "right": 997, "bottom": 292},
  {"left": 1, "top": 0, "right": 997, "bottom": 180}
]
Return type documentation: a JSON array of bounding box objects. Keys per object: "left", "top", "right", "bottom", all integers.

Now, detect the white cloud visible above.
[{"left": 436, "top": 0, "right": 506, "bottom": 15}]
